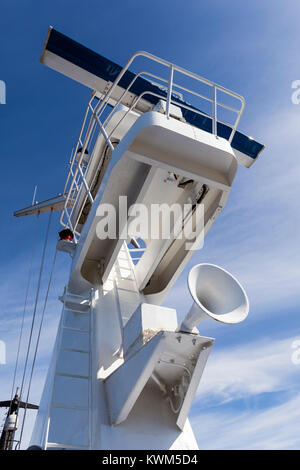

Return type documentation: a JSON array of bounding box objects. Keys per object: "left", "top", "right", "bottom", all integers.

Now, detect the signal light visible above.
[{"left": 59, "top": 228, "right": 74, "bottom": 242}]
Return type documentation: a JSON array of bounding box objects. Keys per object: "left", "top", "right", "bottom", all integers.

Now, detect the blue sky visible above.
[{"left": 0, "top": 0, "right": 300, "bottom": 449}]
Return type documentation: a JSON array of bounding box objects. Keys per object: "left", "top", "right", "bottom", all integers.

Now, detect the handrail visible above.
[{"left": 60, "top": 51, "right": 245, "bottom": 239}]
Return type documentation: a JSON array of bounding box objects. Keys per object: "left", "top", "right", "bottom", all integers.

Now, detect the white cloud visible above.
[
  {"left": 197, "top": 336, "right": 298, "bottom": 404},
  {"left": 191, "top": 394, "right": 300, "bottom": 450},
  {"left": 190, "top": 335, "right": 300, "bottom": 449}
]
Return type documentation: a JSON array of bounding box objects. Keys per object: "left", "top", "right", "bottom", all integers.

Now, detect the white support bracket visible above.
[{"left": 105, "top": 330, "right": 214, "bottom": 430}]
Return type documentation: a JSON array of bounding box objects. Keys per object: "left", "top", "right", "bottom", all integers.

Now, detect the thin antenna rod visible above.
[{"left": 32, "top": 186, "right": 37, "bottom": 205}]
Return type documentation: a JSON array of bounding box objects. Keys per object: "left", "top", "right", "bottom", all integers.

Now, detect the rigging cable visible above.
[
  {"left": 18, "top": 238, "right": 58, "bottom": 449},
  {"left": 159, "top": 359, "right": 192, "bottom": 415},
  {"left": 10, "top": 213, "right": 40, "bottom": 401},
  {"left": 15, "top": 209, "right": 53, "bottom": 449}
]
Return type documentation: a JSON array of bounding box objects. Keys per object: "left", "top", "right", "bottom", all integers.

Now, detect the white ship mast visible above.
[{"left": 13, "top": 27, "right": 264, "bottom": 450}]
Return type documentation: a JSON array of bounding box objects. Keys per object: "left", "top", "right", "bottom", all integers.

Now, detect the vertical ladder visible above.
[
  {"left": 113, "top": 242, "right": 142, "bottom": 326},
  {"left": 45, "top": 293, "right": 92, "bottom": 450}
]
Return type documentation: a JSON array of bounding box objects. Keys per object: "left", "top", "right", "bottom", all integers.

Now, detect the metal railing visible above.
[{"left": 60, "top": 51, "right": 245, "bottom": 240}]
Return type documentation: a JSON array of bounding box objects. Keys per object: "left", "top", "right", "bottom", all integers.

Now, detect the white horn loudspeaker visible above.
[{"left": 180, "top": 263, "right": 249, "bottom": 333}]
